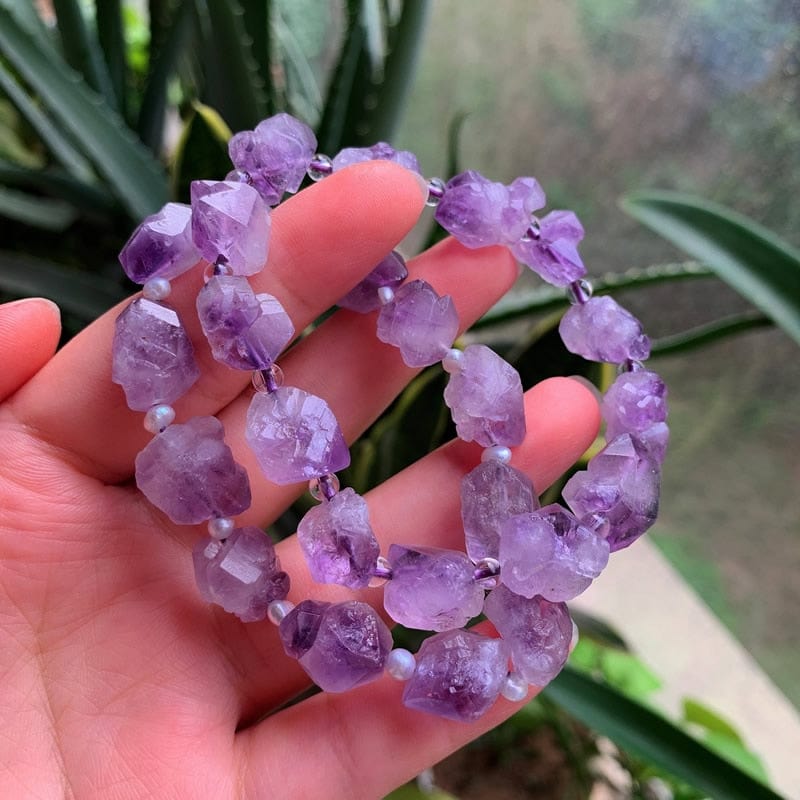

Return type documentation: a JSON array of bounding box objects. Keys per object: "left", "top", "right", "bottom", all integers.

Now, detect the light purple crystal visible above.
[
  {"left": 337, "top": 251, "right": 408, "bottom": 313},
  {"left": 190, "top": 180, "right": 270, "bottom": 275},
  {"left": 112, "top": 298, "right": 199, "bottom": 411},
  {"left": 246, "top": 386, "right": 350, "bottom": 484},
  {"left": 376, "top": 279, "right": 459, "bottom": 367},
  {"left": 297, "top": 488, "right": 380, "bottom": 589},
  {"left": 197, "top": 275, "right": 294, "bottom": 370},
  {"left": 332, "top": 143, "right": 421, "bottom": 174},
  {"left": 228, "top": 114, "right": 317, "bottom": 205},
  {"left": 383, "top": 544, "right": 484, "bottom": 631},
  {"left": 461, "top": 460, "right": 537, "bottom": 562},
  {"left": 279, "top": 600, "right": 392, "bottom": 692},
  {"left": 562, "top": 433, "right": 660, "bottom": 552},
  {"left": 443, "top": 344, "right": 526, "bottom": 447},
  {"left": 119, "top": 202, "right": 200, "bottom": 283},
  {"left": 511, "top": 210, "right": 587, "bottom": 287},
  {"left": 498, "top": 504, "right": 609, "bottom": 602},
  {"left": 602, "top": 369, "right": 669, "bottom": 464},
  {"left": 193, "top": 527, "right": 289, "bottom": 622},
  {"left": 434, "top": 170, "right": 545, "bottom": 249},
  {"left": 135, "top": 416, "right": 251, "bottom": 524},
  {"left": 484, "top": 584, "right": 572, "bottom": 687},
  {"left": 559, "top": 296, "right": 651, "bottom": 364},
  {"left": 402, "top": 629, "right": 509, "bottom": 722}
]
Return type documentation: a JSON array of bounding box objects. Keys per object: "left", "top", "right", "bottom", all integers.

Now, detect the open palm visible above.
[{"left": 0, "top": 163, "right": 598, "bottom": 800}]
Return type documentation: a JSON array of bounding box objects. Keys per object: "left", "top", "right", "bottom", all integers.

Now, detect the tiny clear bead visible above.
[
  {"left": 570, "top": 620, "right": 580, "bottom": 653},
  {"left": 618, "top": 358, "right": 645, "bottom": 374},
  {"left": 425, "top": 177, "right": 446, "bottom": 207},
  {"left": 386, "top": 648, "right": 416, "bottom": 681},
  {"left": 143, "top": 404, "right": 175, "bottom": 434},
  {"left": 377, "top": 285, "right": 395, "bottom": 306},
  {"left": 203, "top": 260, "right": 233, "bottom": 283},
  {"left": 567, "top": 278, "right": 593, "bottom": 305},
  {"left": 473, "top": 557, "right": 501, "bottom": 588},
  {"left": 142, "top": 277, "right": 171, "bottom": 301},
  {"left": 267, "top": 600, "right": 295, "bottom": 626},
  {"left": 521, "top": 217, "right": 542, "bottom": 242},
  {"left": 224, "top": 169, "right": 253, "bottom": 185},
  {"left": 309, "top": 473, "right": 340, "bottom": 502},
  {"left": 252, "top": 364, "right": 284, "bottom": 394},
  {"left": 501, "top": 671, "right": 529, "bottom": 702},
  {"left": 307, "top": 154, "right": 333, "bottom": 181},
  {"left": 208, "top": 517, "right": 235, "bottom": 540},
  {"left": 481, "top": 445, "right": 512, "bottom": 464},
  {"left": 368, "top": 555, "right": 393, "bottom": 587},
  {"left": 442, "top": 348, "right": 463, "bottom": 374}
]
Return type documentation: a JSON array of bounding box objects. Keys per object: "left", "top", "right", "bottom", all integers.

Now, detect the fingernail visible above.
[
  {"left": 0, "top": 297, "right": 61, "bottom": 323},
  {"left": 567, "top": 374, "right": 602, "bottom": 401}
]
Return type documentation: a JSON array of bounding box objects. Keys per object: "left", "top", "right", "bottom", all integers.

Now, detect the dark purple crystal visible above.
[{"left": 338, "top": 251, "right": 408, "bottom": 313}]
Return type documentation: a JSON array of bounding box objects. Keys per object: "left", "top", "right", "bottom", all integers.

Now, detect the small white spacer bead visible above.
[
  {"left": 570, "top": 620, "right": 580, "bottom": 653},
  {"left": 386, "top": 648, "right": 416, "bottom": 681},
  {"left": 377, "top": 285, "right": 395, "bottom": 306},
  {"left": 441, "top": 348, "right": 463, "bottom": 374},
  {"left": 143, "top": 404, "right": 175, "bottom": 434},
  {"left": 267, "top": 600, "right": 295, "bottom": 626},
  {"left": 208, "top": 517, "right": 235, "bottom": 540},
  {"left": 481, "top": 445, "right": 512, "bottom": 464},
  {"left": 142, "top": 277, "right": 172, "bottom": 301},
  {"left": 501, "top": 671, "right": 529, "bottom": 702}
]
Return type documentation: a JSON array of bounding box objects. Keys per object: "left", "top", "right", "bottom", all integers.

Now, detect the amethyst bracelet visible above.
[{"left": 111, "top": 112, "right": 668, "bottom": 723}]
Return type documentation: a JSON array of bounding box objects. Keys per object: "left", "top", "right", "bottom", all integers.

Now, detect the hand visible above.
[{"left": 0, "top": 163, "right": 599, "bottom": 800}]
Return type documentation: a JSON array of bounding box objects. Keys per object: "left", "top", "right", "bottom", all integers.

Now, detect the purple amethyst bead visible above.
[
  {"left": 297, "top": 488, "right": 380, "bottom": 589},
  {"left": 383, "top": 544, "right": 484, "bottom": 631},
  {"left": 190, "top": 180, "right": 270, "bottom": 275},
  {"left": 193, "top": 527, "right": 289, "bottom": 622},
  {"left": 197, "top": 275, "right": 294, "bottom": 370},
  {"left": 562, "top": 433, "right": 660, "bottom": 551},
  {"left": 461, "top": 460, "right": 538, "bottom": 562},
  {"left": 338, "top": 251, "right": 408, "bottom": 313},
  {"left": 376, "top": 279, "right": 459, "bottom": 367},
  {"left": 135, "top": 416, "right": 251, "bottom": 524},
  {"left": 511, "top": 210, "right": 587, "bottom": 287},
  {"left": 279, "top": 600, "right": 392, "bottom": 692},
  {"left": 402, "top": 629, "right": 509, "bottom": 722},
  {"left": 443, "top": 344, "right": 526, "bottom": 447},
  {"left": 484, "top": 584, "right": 572, "bottom": 687},
  {"left": 228, "top": 114, "right": 317, "bottom": 205},
  {"left": 119, "top": 202, "right": 200, "bottom": 283},
  {"left": 559, "top": 296, "right": 651, "bottom": 364},
  {"left": 112, "top": 298, "right": 199, "bottom": 411},
  {"left": 498, "top": 504, "right": 609, "bottom": 602},
  {"left": 332, "top": 143, "right": 421, "bottom": 174},
  {"left": 246, "top": 386, "right": 350, "bottom": 484}
]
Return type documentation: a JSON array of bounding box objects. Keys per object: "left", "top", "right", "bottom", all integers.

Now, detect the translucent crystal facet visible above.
[
  {"left": 511, "top": 210, "right": 587, "bottom": 287},
  {"left": 119, "top": 202, "right": 200, "bottom": 283},
  {"left": 461, "top": 460, "right": 537, "bottom": 562},
  {"left": 190, "top": 180, "right": 270, "bottom": 275},
  {"left": 246, "top": 387, "right": 350, "bottom": 484},
  {"left": 332, "top": 143, "right": 421, "bottom": 174},
  {"left": 135, "top": 416, "right": 251, "bottom": 524},
  {"left": 402, "top": 629, "right": 509, "bottom": 722},
  {"left": 444, "top": 344, "right": 526, "bottom": 447},
  {"left": 484, "top": 584, "right": 572, "bottom": 687},
  {"left": 376, "top": 279, "right": 459, "bottom": 367},
  {"left": 337, "top": 251, "right": 408, "bottom": 313},
  {"left": 197, "top": 275, "right": 294, "bottom": 370},
  {"left": 279, "top": 600, "right": 392, "bottom": 692},
  {"left": 193, "top": 527, "right": 289, "bottom": 622},
  {"left": 112, "top": 298, "right": 199, "bottom": 411},
  {"left": 498, "top": 504, "right": 609, "bottom": 602},
  {"left": 297, "top": 488, "right": 380, "bottom": 589},
  {"left": 383, "top": 544, "right": 484, "bottom": 631}
]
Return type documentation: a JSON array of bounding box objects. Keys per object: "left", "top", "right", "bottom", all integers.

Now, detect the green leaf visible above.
[
  {"left": 621, "top": 190, "right": 800, "bottom": 346},
  {"left": 0, "top": 7, "right": 169, "bottom": 219},
  {"left": 96, "top": 0, "right": 128, "bottom": 121},
  {"left": 682, "top": 699, "right": 744, "bottom": 745},
  {"left": 0, "top": 186, "right": 78, "bottom": 230},
  {"left": 704, "top": 732, "right": 770, "bottom": 785},
  {"left": 360, "top": 0, "right": 387, "bottom": 74},
  {"left": 384, "top": 783, "right": 458, "bottom": 800},
  {"left": 0, "top": 0, "right": 58, "bottom": 57},
  {"left": 239, "top": 0, "right": 273, "bottom": 111},
  {"left": 650, "top": 310, "right": 772, "bottom": 356},
  {"left": 569, "top": 609, "right": 629, "bottom": 650},
  {"left": 543, "top": 667, "right": 782, "bottom": 800},
  {"left": 598, "top": 648, "right": 662, "bottom": 700}
]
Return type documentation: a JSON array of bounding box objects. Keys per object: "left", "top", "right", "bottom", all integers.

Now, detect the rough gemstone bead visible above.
[
  {"left": 501, "top": 672, "right": 529, "bottom": 702},
  {"left": 297, "top": 488, "right": 380, "bottom": 589},
  {"left": 602, "top": 369, "right": 669, "bottom": 464},
  {"left": 112, "top": 298, "right": 199, "bottom": 411},
  {"left": 386, "top": 648, "right": 416, "bottom": 681},
  {"left": 228, "top": 113, "right": 317, "bottom": 204},
  {"left": 562, "top": 433, "right": 660, "bottom": 552},
  {"left": 434, "top": 170, "right": 545, "bottom": 249},
  {"left": 197, "top": 275, "right": 294, "bottom": 370},
  {"left": 498, "top": 504, "right": 610, "bottom": 602},
  {"left": 461, "top": 460, "right": 537, "bottom": 562},
  {"left": 402, "top": 629, "right": 509, "bottom": 722},
  {"left": 376, "top": 279, "right": 459, "bottom": 367},
  {"left": 511, "top": 210, "right": 587, "bottom": 287},
  {"left": 190, "top": 180, "right": 270, "bottom": 275},
  {"left": 119, "top": 202, "right": 200, "bottom": 283},
  {"left": 193, "top": 527, "right": 289, "bottom": 622},
  {"left": 483, "top": 584, "right": 572, "bottom": 687},
  {"left": 135, "top": 416, "right": 251, "bottom": 524},
  {"left": 337, "top": 251, "right": 408, "bottom": 313},
  {"left": 332, "top": 143, "right": 421, "bottom": 174},
  {"left": 279, "top": 600, "right": 392, "bottom": 692},
  {"left": 444, "top": 344, "right": 526, "bottom": 447},
  {"left": 383, "top": 544, "right": 484, "bottom": 631},
  {"left": 559, "top": 296, "right": 651, "bottom": 364},
  {"left": 246, "top": 386, "right": 350, "bottom": 484},
  {"left": 143, "top": 403, "right": 175, "bottom": 434}
]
